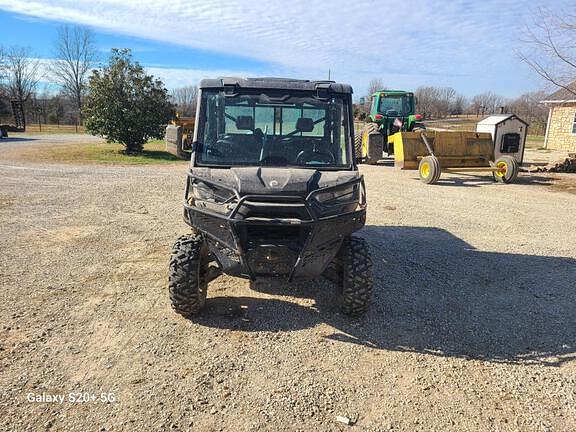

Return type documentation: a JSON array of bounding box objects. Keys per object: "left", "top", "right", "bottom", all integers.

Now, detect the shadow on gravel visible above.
[
  {"left": 195, "top": 226, "right": 576, "bottom": 366},
  {"left": 429, "top": 173, "right": 556, "bottom": 188},
  {"left": 0, "top": 137, "right": 38, "bottom": 143}
]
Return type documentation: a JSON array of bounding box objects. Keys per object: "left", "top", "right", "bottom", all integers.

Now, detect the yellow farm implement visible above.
[{"left": 390, "top": 130, "right": 520, "bottom": 184}]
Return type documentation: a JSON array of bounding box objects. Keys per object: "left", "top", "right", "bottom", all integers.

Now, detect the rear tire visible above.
[
  {"left": 168, "top": 233, "right": 209, "bottom": 317},
  {"left": 356, "top": 122, "right": 379, "bottom": 164},
  {"left": 419, "top": 155, "right": 441, "bottom": 184},
  {"left": 339, "top": 236, "right": 373, "bottom": 316},
  {"left": 494, "top": 156, "right": 519, "bottom": 184},
  {"left": 354, "top": 128, "right": 363, "bottom": 161}
]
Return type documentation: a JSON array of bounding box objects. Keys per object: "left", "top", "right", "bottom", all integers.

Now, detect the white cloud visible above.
[
  {"left": 0, "top": 0, "right": 557, "bottom": 96},
  {"left": 33, "top": 57, "right": 256, "bottom": 92}
]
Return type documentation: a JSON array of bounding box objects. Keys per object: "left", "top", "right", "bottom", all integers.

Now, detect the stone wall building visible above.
[{"left": 542, "top": 83, "right": 576, "bottom": 152}]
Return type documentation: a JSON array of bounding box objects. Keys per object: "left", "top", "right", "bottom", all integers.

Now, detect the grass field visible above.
[{"left": 5, "top": 139, "right": 185, "bottom": 165}]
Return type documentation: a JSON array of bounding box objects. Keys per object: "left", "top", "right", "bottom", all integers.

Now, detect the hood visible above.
[{"left": 191, "top": 167, "right": 359, "bottom": 196}]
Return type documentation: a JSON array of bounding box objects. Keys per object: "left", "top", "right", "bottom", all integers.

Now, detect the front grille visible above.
[
  {"left": 234, "top": 198, "right": 312, "bottom": 221},
  {"left": 238, "top": 225, "right": 309, "bottom": 249}
]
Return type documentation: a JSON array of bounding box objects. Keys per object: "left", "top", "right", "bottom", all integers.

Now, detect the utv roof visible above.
[{"left": 199, "top": 77, "right": 353, "bottom": 94}]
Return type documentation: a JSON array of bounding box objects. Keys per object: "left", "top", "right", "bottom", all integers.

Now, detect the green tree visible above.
[{"left": 84, "top": 49, "right": 174, "bottom": 154}]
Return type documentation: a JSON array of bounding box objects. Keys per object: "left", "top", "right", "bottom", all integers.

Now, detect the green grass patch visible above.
[
  {"left": 8, "top": 139, "right": 185, "bottom": 165},
  {"left": 526, "top": 135, "right": 545, "bottom": 148}
]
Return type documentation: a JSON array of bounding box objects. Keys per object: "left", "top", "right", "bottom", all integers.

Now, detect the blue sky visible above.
[{"left": 0, "top": 0, "right": 569, "bottom": 98}]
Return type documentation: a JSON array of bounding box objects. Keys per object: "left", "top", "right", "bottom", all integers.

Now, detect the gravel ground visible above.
[{"left": 1, "top": 144, "right": 576, "bottom": 431}]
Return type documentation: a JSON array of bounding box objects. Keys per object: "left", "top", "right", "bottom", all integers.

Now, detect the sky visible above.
[{"left": 0, "top": 0, "right": 569, "bottom": 99}]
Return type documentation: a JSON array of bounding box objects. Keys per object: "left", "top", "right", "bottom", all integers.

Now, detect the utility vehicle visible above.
[{"left": 168, "top": 77, "right": 373, "bottom": 317}]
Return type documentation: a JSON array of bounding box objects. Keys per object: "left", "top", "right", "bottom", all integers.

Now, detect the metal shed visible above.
[{"left": 476, "top": 114, "right": 528, "bottom": 164}]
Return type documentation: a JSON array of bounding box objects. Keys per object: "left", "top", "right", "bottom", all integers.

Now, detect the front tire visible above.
[
  {"left": 168, "top": 233, "right": 209, "bottom": 317},
  {"left": 339, "top": 236, "right": 373, "bottom": 316}
]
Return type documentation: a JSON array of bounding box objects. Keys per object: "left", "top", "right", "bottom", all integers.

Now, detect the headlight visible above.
[
  {"left": 188, "top": 180, "right": 237, "bottom": 215},
  {"left": 314, "top": 183, "right": 360, "bottom": 206},
  {"left": 311, "top": 182, "right": 364, "bottom": 216}
]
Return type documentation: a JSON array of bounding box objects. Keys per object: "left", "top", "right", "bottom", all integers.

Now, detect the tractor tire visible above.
[
  {"left": 364, "top": 123, "right": 381, "bottom": 165},
  {"left": 494, "top": 156, "right": 519, "bottom": 184},
  {"left": 354, "top": 129, "right": 363, "bottom": 160},
  {"left": 168, "top": 233, "right": 209, "bottom": 317},
  {"left": 356, "top": 123, "right": 380, "bottom": 164},
  {"left": 419, "top": 155, "right": 441, "bottom": 184},
  {"left": 338, "top": 236, "right": 373, "bottom": 316}
]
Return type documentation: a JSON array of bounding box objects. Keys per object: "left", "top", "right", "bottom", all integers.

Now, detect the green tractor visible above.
[{"left": 355, "top": 90, "right": 425, "bottom": 164}]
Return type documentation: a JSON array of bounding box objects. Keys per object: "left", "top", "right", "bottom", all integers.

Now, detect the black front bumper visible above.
[{"left": 183, "top": 173, "right": 366, "bottom": 280}]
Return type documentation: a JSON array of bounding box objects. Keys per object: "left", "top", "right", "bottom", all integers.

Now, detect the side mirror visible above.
[
  {"left": 181, "top": 138, "right": 195, "bottom": 152},
  {"left": 359, "top": 97, "right": 366, "bottom": 105}
]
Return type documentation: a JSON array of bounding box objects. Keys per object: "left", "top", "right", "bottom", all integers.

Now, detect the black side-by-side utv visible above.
[{"left": 169, "top": 77, "right": 373, "bottom": 317}]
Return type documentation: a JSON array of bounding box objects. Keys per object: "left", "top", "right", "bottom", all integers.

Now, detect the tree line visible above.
[{"left": 0, "top": 26, "right": 196, "bottom": 131}]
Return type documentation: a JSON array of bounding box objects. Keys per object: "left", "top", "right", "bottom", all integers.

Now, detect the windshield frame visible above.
[{"left": 192, "top": 89, "right": 354, "bottom": 171}]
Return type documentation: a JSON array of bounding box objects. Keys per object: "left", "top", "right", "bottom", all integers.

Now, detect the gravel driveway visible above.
[{"left": 1, "top": 153, "right": 575, "bottom": 431}]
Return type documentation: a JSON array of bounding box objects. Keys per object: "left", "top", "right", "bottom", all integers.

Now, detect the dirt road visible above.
[{"left": 1, "top": 153, "right": 575, "bottom": 431}]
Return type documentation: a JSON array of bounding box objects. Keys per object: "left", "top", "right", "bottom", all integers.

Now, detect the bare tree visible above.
[
  {"left": 367, "top": 78, "right": 385, "bottom": 95},
  {"left": 0, "top": 48, "right": 10, "bottom": 120},
  {"left": 0, "top": 45, "right": 6, "bottom": 83},
  {"left": 171, "top": 85, "right": 198, "bottom": 117},
  {"left": 415, "top": 86, "right": 464, "bottom": 118},
  {"left": 0, "top": 46, "right": 7, "bottom": 101},
  {"left": 50, "top": 25, "right": 98, "bottom": 124},
  {"left": 471, "top": 92, "right": 505, "bottom": 116},
  {"left": 519, "top": 7, "right": 576, "bottom": 96},
  {"left": 509, "top": 91, "right": 548, "bottom": 134},
  {"left": 362, "top": 78, "right": 386, "bottom": 111},
  {"left": 415, "top": 86, "right": 438, "bottom": 119},
  {"left": 451, "top": 94, "right": 467, "bottom": 115},
  {"left": 4, "top": 47, "right": 41, "bottom": 128}
]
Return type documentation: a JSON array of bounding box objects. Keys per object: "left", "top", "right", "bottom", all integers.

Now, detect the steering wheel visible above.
[
  {"left": 209, "top": 136, "right": 234, "bottom": 157},
  {"left": 296, "top": 149, "right": 335, "bottom": 165}
]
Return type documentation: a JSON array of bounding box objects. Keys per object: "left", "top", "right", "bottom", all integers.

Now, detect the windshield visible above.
[
  {"left": 195, "top": 90, "right": 351, "bottom": 168},
  {"left": 378, "top": 95, "right": 413, "bottom": 116}
]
